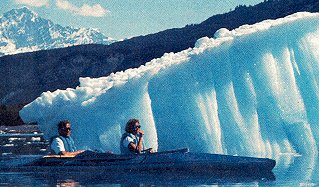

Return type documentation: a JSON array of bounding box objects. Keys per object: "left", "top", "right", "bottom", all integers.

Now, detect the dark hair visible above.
[
  {"left": 125, "top": 119, "right": 139, "bottom": 133},
  {"left": 58, "top": 120, "right": 70, "bottom": 129}
]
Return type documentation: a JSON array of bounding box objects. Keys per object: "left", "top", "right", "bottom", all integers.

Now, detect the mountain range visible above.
[
  {"left": 1, "top": 0, "right": 319, "bottom": 125},
  {"left": 0, "top": 7, "right": 116, "bottom": 56}
]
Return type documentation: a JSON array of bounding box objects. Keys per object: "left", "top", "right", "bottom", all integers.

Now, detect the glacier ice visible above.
[{"left": 20, "top": 12, "right": 319, "bottom": 159}]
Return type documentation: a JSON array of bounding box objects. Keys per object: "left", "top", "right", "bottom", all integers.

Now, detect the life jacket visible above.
[
  {"left": 120, "top": 132, "right": 140, "bottom": 154},
  {"left": 49, "top": 135, "right": 77, "bottom": 154}
]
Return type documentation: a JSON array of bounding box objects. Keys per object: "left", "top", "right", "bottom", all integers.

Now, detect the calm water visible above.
[{"left": 0, "top": 155, "right": 318, "bottom": 186}]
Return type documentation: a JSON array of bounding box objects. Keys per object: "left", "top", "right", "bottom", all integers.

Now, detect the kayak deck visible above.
[
  {"left": 0, "top": 149, "right": 276, "bottom": 181},
  {"left": 0, "top": 149, "right": 276, "bottom": 183},
  {"left": 1, "top": 149, "right": 276, "bottom": 176}
]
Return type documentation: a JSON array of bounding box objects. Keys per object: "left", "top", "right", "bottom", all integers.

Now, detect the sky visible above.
[{"left": 1, "top": 0, "right": 264, "bottom": 41}]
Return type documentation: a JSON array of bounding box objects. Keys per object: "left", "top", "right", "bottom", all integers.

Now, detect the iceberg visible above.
[{"left": 20, "top": 12, "right": 319, "bottom": 159}]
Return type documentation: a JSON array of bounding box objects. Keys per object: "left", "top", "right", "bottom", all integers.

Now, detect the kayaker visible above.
[
  {"left": 50, "top": 120, "right": 85, "bottom": 156},
  {"left": 120, "top": 118, "right": 150, "bottom": 154}
]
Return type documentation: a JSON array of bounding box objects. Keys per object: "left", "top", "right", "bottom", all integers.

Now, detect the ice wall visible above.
[{"left": 20, "top": 12, "right": 319, "bottom": 158}]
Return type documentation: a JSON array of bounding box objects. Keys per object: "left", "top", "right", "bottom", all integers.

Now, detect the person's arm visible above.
[
  {"left": 128, "top": 130, "right": 144, "bottom": 153},
  {"left": 59, "top": 150, "right": 85, "bottom": 157},
  {"left": 128, "top": 137, "right": 143, "bottom": 153}
]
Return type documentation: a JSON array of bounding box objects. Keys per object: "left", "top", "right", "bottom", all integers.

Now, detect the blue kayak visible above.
[{"left": 0, "top": 148, "right": 276, "bottom": 175}]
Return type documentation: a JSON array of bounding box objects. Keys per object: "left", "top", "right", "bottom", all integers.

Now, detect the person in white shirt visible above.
[
  {"left": 120, "top": 119, "right": 146, "bottom": 154},
  {"left": 50, "top": 120, "right": 85, "bottom": 156}
]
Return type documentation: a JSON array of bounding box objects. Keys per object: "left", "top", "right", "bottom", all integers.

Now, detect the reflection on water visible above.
[
  {"left": 0, "top": 155, "right": 318, "bottom": 186},
  {"left": 56, "top": 179, "right": 79, "bottom": 187},
  {"left": 272, "top": 154, "right": 319, "bottom": 186},
  {"left": 0, "top": 170, "right": 274, "bottom": 186}
]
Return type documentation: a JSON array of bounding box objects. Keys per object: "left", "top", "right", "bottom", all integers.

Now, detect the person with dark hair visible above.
[
  {"left": 120, "top": 119, "right": 148, "bottom": 154},
  {"left": 50, "top": 120, "right": 85, "bottom": 156}
]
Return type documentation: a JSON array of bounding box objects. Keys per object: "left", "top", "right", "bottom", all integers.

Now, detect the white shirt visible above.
[
  {"left": 122, "top": 134, "right": 138, "bottom": 149},
  {"left": 51, "top": 137, "right": 66, "bottom": 154}
]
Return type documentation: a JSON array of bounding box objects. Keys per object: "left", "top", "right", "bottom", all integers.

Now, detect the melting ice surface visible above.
[{"left": 21, "top": 12, "right": 319, "bottom": 164}]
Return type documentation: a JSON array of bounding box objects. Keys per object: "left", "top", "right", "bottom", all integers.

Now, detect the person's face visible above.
[
  {"left": 132, "top": 122, "right": 141, "bottom": 134},
  {"left": 59, "top": 123, "right": 71, "bottom": 137}
]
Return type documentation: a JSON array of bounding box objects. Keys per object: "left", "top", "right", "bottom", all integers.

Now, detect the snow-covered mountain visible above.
[{"left": 0, "top": 7, "right": 116, "bottom": 56}]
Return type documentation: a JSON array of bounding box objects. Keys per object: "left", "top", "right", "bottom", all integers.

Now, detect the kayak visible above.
[{"left": 0, "top": 148, "right": 276, "bottom": 176}]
